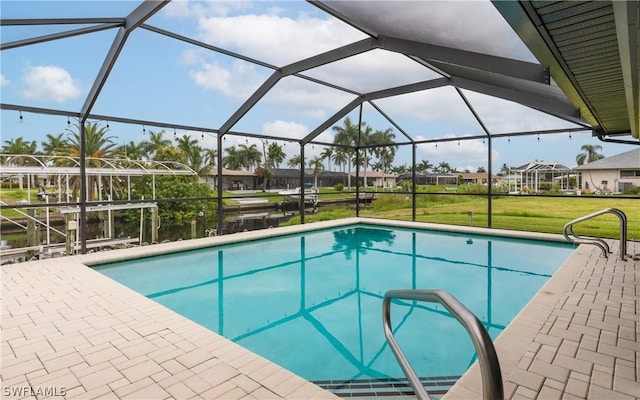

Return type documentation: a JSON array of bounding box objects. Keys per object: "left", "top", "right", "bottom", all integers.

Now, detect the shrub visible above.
[
  {"left": 623, "top": 185, "right": 640, "bottom": 195},
  {"left": 334, "top": 183, "right": 344, "bottom": 191}
]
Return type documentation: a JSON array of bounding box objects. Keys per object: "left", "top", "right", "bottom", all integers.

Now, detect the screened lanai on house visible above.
[{"left": 1, "top": 0, "right": 638, "bottom": 251}]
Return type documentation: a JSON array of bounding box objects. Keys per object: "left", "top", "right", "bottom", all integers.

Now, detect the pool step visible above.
[{"left": 313, "top": 375, "right": 461, "bottom": 398}]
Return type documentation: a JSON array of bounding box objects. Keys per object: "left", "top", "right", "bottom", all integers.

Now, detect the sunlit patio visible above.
[{"left": 2, "top": 219, "right": 638, "bottom": 399}]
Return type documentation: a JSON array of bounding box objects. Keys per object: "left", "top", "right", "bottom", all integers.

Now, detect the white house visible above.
[{"left": 574, "top": 148, "right": 640, "bottom": 193}]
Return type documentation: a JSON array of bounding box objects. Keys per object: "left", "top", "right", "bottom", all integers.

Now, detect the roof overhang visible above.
[{"left": 493, "top": 1, "right": 640, "bottom": 140}]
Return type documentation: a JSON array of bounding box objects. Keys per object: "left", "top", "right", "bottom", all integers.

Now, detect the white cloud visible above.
[
  {"left": 180, "top": 48, "right": 204, "bottom": 65},
  {"left": 164, "top": 0, "right": 253, "bottom": 18},
  {"left": 262, "top": 120, "right": 308, "bottom": 140},
  {"left": 462, "top": 90, "right": 579, "bottom": 133},
  {"left": 188, "top": 59, "right": 266, "bottom": 98},
  {"left": 196, "top": 13, "right": 364, "bottom": 65},
  {"left": 21, "top": 65, "right": 81, "bottom": 103},
  {"left": 0, "top": 74, "right": 9, "bottom": 87},
  {"left": 416, "top": 134, "right": 497, "bottom": 169}
]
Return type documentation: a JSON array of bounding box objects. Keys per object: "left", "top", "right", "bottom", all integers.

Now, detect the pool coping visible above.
[{"left": 2, "top": 217, "right": 637, "bottom": 399}]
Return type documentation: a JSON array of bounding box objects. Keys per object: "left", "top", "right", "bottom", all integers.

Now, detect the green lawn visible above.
[
  {"left": 361, "top": 194, "right": 640, "bottom": 239},
  {"left": 3, "top": 187, "right": 639, "bottom": 240}
]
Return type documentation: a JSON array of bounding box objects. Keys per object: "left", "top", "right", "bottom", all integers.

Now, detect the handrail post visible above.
[{"left": 383, "top": 289, "right": 503, "bottom": 400}]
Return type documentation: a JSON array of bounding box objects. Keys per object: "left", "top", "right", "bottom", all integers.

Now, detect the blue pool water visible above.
[{"left": 95, "top": 224, "right": 575, "bottom": 383}]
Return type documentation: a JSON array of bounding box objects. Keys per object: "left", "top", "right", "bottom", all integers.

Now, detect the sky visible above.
[{"left": 0, "top": 0, "right": 635, "bottom": 173}]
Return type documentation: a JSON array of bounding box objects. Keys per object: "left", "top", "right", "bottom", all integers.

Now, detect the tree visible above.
[
  {"left": 114, "top": 141, "right": 146, "bottom": 160},
  {"left": 222, "top": 146, "right": 243, "bottom": 170},
  {"left": 332, "top": 148, "right": 348, "bottom": 173},
  {"left": 2, "top": 137, "right": 38, "bottom": 188},
  {"left": 372, "top": 128, "right": 397, "bottom": 189},
  {"left": 2, "top": 137, "right": 38, "bottom": 158},
  {"left": 41, "top": 133, "right": 68, "bottom": 156},
  {"left": 499, "top": 163, "right": 511, "bottom": 175},
  {"left": 333, "top": 116, "right": 364, "bottom": 188},
  {"left": 320, "top": 147, "right": 334, "bottom": 172},
  {"left": 308, "top": 156, "right": 324, "bottom": 188},
  {"left": 237, "top": 143, "right": 261, "bottom": 171},
  {"left": 204, "top": 148, "right": 217, "bottom": 169},
  {"left": 576, "top": 144, "right": 604, "bottom": 165},
  {"left": 415, "top": 160, "right": 433, "bottom": 174},
  {"left": 266, "top": 142, "right": 286, "bottom": 169},
  {"left": 355, "top": 125, "right": 373, "bottom": 188},
  {"left": 477, "top": 166, "right": 486, "bottom": 173},
  {"left": 66, "top": 122, "right": 117, "bottom": 200},
  {"left": 437, "top": 161, "right": 452, "bottom": 173},
  {"left": 142, "top": 130, "right": 172, "bottom": 160},
  {"left": 287, "top": 154, "right": 303, "bottom": 168}
]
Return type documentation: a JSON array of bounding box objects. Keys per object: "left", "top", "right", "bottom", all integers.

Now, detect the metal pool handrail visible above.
[
  {"left": 563, "top": 208, "right": 627, "bottom": 260},
  {"left": 382, "top": 289, "right": 503, "bottom": 400}
]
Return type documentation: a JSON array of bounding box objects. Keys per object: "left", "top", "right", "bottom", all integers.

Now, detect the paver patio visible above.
[{"left": 1, "top": 219, "right": 638, "bottom": 399}]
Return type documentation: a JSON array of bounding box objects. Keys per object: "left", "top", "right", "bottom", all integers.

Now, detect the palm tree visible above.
[
  {"left": 223, "top": 146, "right": 243, "bottom": 170},
  {"left": 576, "top": 144, "right": 604, "bottom": 165},
  {"left": 356, "top": 126, "right": 373, "bottom": 188},
  {"left": 287, "top": 154, "right": 303, "bottom": 168},
  {"left": 372, "top": 128, "right": 397, "bottom": 189},
  {"left": 499, "top": 163, "right": 511, "bottom": 175},
  {"left": 142, "top": 129, "right": 172, "bottom": 160},
  {"left": 204, "top": 148, "right": 218, "bottom": 169},
  {"left": 2, "top": 137, "right": 38, "bottom": 159},
  {"left": 266, "top": 142, "right": 286, "bottom": 169},
  {"left": 437, "top": 161, "right": 452, "bottom": 173},
  {"left": 66, "top": 122, "right": 117, "bottom": 201},
  {"left": 320, "top": 147, "right": 334, "bottom": 172},
  {"left": 41, "top": 133, "right": 68, "bottom": 156},
  {"left": 2, "top": 137, "right": 39, "bottom": 188},
  {"left": 415, "top": 160, "right": 433, "bottom": 174},
  {"left": 237, "top": 143, "right": 261, "bottom": 171},
  {"left": 308, "top": 156, "right": 324, "bottom": 188},
  {"left": 332, "top": 148, "right": 348, "bottom": 173},
  {"left": 114, "top": 141, "right": 146, "bottom": 160},
  {"left": 332, "top": 116, "right": 363, "bottom": 188}
]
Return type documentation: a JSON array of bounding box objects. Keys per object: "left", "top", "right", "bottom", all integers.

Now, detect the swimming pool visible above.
[{"left": 95, "top": 223, "right": 575, "bottom": 388}]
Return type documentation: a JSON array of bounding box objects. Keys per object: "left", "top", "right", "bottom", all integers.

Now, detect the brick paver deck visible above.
[
  {"left": 445, "top": 238, "right": 639, "bottom": 400},
  {"left": 1, "top": 218, "right": 638, "bottom": 399}
]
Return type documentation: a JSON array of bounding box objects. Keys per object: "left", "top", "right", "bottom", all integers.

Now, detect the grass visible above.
[
  {"left": 3, "top": 187, "right": 639, "bottom": 240},
  {"left": 362, "top": 195, "right": 640, "bottom": 239}
]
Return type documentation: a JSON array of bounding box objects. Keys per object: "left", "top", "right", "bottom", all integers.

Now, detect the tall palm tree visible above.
[
  {"left": 142, "top": 129, "right": 172, "bottom": 160},
  {"left": 2, "top": 137, "right": 38, "bottom": 188},
  {"left": 320, "top": 147, "right": 334, "bottom": 172},
  {"left": 576, "top": 144, "right": 604, "bottom": 165},
  {"left": 2, "top": 137, "right": 38, "bottom": 160},
  {"left": 175, "top": 135, "right": 199, "bottom": 164},
  {"left": 308, "top": 156, "right": 324, "bottom": 188},
  {"left": 114, "top": 141, "right": 146, "bottom": 160},
  {"left": 287, "top": 154, "right": 303, "bottom": 168},
  {"left": 41, "top": 133, "right": 68, "bottom": 156},
  {"left": 237, "top": 143, "right": 261, "bottom": 171},
  {"left": 437, "top": 161, "right": 452, "bottom": 173},
  {"left": 222, "top": 146, "right": 243, "bottom": 170},
  {"left": 66, "top": 122, "right": 117, "bottom": 201},
  {"left": 332, "top": 116, "right": 364, "bottom": 188},
  {"left": 266, "top": 142, "right": 286, "bottom": 169},
  {"left": 356, "top": 125, "right": 374, "bottom": 188},
  {"left": 204, "top": 148, "right": 218, "bottom": 169},
  {"left": 416, "top": 160, "right": 433, "bottom": 174},
  {"left": 372, "top": 128, "right": 397, "bottom": 189},
  {"left": 332, "top": 149, "right": 348, "bottom": 173},
  {"left": 500, "top": 163, "right": 511, "bottom": 175}
]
